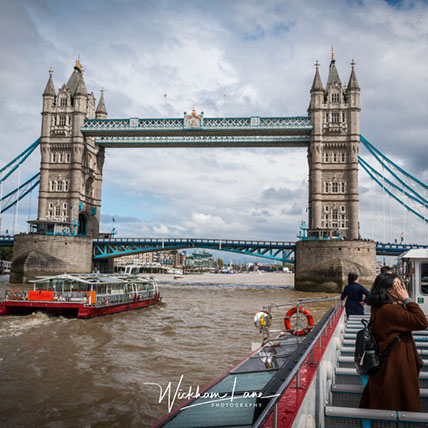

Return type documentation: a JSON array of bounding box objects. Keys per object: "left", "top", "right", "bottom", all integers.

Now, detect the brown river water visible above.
[{"left": 0, "top": 273, "right": 338, "bottom": 428}]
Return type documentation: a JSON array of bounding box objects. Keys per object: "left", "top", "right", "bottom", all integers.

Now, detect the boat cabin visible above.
[{"left": 400, "top": 248, "right": 428, "bottom": 314}]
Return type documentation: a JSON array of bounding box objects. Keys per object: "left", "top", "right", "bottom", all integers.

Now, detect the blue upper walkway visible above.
[{"left": 81, "top": 116, "right": 312, "bottom": 147}]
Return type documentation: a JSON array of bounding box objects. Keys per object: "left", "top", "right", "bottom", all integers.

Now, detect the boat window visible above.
[{"left": 421, "top": 263, "right": 428, "bottom": 295}]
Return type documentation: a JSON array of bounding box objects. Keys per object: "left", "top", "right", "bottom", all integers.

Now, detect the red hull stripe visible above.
[{"left": 0, "top": 298, "right": 162, "bottom": 318}]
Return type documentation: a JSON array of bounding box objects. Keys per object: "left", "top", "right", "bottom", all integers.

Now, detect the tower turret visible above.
[
  {"left": 326, "top": 47, "right": 342, "bottom": 89},
  {"left": 95, "top": 88, "right": 108, "bottom": 119}
]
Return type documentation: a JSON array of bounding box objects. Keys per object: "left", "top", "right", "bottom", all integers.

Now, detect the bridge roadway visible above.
[{"left": 0, "top": 236, "right": 426, "bottom": 260}]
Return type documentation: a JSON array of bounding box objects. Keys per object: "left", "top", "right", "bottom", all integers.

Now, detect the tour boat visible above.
[
  {"left": 153, "top": 249, "right": 428, "bottom": 427},
  {"left": 0, "top": 273, "right": 161, "bottom": 318}
]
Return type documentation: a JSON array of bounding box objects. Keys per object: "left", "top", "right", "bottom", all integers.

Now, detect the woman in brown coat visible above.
[{"left": 359, "top": 274, "right": 428, "bottom": 411}]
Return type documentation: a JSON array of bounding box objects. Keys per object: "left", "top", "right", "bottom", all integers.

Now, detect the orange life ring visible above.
[{"left": 284, "top": 307, "right": 314, "bottom": 336}]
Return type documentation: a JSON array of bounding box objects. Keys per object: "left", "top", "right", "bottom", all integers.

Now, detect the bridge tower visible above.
[
  {"left": 11, "top": 58, "right": 108, "bottom": 282},
  {"left": 36, "top": 57, "right": 106, "bottom": 238},
  {"left": 307, "top": 49, "right": 360, "bottom": 239},
  {"left": 295, "top": 51, "right": 375, "bottom": 292}
]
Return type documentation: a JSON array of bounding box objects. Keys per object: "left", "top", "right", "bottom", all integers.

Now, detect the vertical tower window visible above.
[
  {"left": 333, "top": 153, "right": 337, "bottom": 163},
  {"left": 60, "top": 98, "right": 67, "bottom": 107},
  {"left": 59, "top": 115, "right": 66, "bottom": 126},
  {"left": 332, "top": 93, "right": 340, "bottom": 103},
  {"left": 332, "top": 112, "right": 340, "bottom": 123},
  {"left": 64, "top": 180, "right": 69, "bottom": 192},
  {"left": 324, "top": 182, "right": 329, "bottom": 193},
  {"left": 341, "top": 182, "right": 346, "bottom": 193},
  {"left": 51, "top": 153, "right": 57, "bottom": 163},
  {"left": 57, "top": 181, "right": 63, "bottom": 192},
  {"left": 325, "top": 113, "right": 329, "bottom": 123},
  {"left": 324, "top": 152, "right": 329, "bottom": 162},
  {"left": 332, "top": 182, "right": 338, "bottom": 193},
  {"left": 342, "top": 112, "right": 346, "bottom": 122},
  {"left": 58, "top": 153, "right": 64, "bottom": 163},
  {"left": 65, "top": 152, "right": 71, "bottom": 163},
  {"left": 341, "top": 152, "right": 346, "bottom": 162}
]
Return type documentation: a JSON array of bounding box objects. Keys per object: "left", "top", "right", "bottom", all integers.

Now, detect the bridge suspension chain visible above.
[{"left": 359, "top": 135, "right": 428, "bottom": 244}]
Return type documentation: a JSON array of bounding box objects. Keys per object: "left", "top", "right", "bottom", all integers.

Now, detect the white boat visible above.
[{"left": 0, "top": 273, "right": 161, "bottom": 318}]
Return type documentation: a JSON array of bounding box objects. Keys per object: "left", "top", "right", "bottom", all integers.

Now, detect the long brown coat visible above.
[{"left": 359, "top": 302, "right": 428, "bottom": 411}]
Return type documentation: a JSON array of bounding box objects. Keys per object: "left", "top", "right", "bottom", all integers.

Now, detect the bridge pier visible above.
[
  {"left": 10, "top": 234, "right": 93, "bottom": 283},
  {"left": 294, "top": 240, "right": 376, "bottom": 293}
]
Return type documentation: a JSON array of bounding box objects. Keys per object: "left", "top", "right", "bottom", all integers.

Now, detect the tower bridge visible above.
[{"left": 6, "top": 51, "right": 428, "bottom": 289}]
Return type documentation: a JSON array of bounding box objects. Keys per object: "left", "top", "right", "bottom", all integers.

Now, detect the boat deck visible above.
[{"left": 154, "top": 304, "right": 428, "bottom": 428}]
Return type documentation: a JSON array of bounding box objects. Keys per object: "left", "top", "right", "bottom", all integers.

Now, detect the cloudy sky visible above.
[{"left": 0, "top": 0, "right": 428, "bottom": 248}]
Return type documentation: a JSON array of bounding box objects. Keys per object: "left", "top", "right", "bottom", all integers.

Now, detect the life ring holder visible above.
[
  {"left": 284, "top": 307, "right": 314, "bottom": 336},
  {"left": 254, "top": 311, "right": 272, "bottom": 330}
]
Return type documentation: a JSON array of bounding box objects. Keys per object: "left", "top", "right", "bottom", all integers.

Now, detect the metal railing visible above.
[{"left": 253, "top": 297, "right": 343, "bottom": 428}]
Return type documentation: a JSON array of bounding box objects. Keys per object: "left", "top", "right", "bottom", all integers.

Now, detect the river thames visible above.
[{"left": 0, "top": 273, "right": 338, "bottom": 427}]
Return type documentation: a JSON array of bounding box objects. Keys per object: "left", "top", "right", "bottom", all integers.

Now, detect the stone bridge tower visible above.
[
  {"left": 36, "top": 57, "right": 106, "bottom": 238},
  {"left": 307, "top": 49, "right": 360, "bottom": 240}
]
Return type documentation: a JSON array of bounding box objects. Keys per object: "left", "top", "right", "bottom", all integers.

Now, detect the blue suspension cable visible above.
[
  {"left": 0, "top": 138, "right": 40, "bottom": 183},
  {"left": 358, "top": 157, "right": 428, "bottom": 207},
  {"left": 1, "top": 180, "right": 40, "bottom": 213},
  {"left": 359, "top": 160, "right": 428, "bottom": 224},
  {"left": 360, "top": 136, "right": 425, "bottom": 203},
  {"left": 360, "top": 135, "right": 428, "bottom": 191}
]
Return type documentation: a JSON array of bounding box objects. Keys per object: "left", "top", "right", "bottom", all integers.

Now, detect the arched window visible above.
[
  {"left": 85, "top": 177, "right": 94, "bottom": 198},
  {"left": 57, "top": 181, "right": 63, "bottom": 191}
]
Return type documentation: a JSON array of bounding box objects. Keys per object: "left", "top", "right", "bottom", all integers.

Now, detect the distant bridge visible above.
[{"left": 93, "top": 238, "right": 296, "bottom": 262}]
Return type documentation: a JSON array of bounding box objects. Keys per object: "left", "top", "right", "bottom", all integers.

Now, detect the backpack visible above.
[{"left": 354, "top": 318, "right": 401, "bottom": 375}]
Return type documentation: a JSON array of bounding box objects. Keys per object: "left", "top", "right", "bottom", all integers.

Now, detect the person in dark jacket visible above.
[
  {"left": 359, "top": 274, "right": 428, "bottom": 411},
  {"left": 340, "top": 273, "right": 370, "bottom": 316}
]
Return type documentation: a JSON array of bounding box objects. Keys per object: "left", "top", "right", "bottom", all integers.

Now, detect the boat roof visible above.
[
  {"left": 398, "top": 248, "right": 428, "bottom": 260},
  {"left": 31, "top": 273, "right": 155, "bottom": 285}
]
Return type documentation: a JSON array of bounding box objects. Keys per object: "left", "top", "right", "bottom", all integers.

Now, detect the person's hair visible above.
[
  {"left": 348, "top": 272, "right": 358, "bottom": 283},
  {"left": 380, "top": 266, "right": 392, "bottom": 274},
  {"left": 367, "top": 273, "right": 398, "bottom": 307}
]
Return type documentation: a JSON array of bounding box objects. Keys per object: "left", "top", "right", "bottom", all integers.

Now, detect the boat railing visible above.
[
  {"left": 60, "top": 291, "right": 87, "bottom": 303},
  {"left": 95, "top": 290, "right": 155, "bottom": 307},
  {"left": 260, "top": 296, "right": 341, "bottom": 345},
  {"left": 5, "top": 289, "right": 28, "bottom": 300},
  {"left": 252, "top": 296, "right": 343, "bottom": 428}
]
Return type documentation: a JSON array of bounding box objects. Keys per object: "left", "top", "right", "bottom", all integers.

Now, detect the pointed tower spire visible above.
[
  {"left": 347, "top": 59, "right": 360, "bottom": 90},
  {"left": 96, "top": 88, "right": 107, "bottom": 118},
  {"left": 75, "top": 71, "right": 87, "bottom": 96},
  {"left": 311, "top": 60, "right": 324, "bottom": 92},
  {"left": 326, "top": 46, "right": 341, "bottom": 88},
  {"left": 43, "top": 67, "right": 56, "bottom": 97}
]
